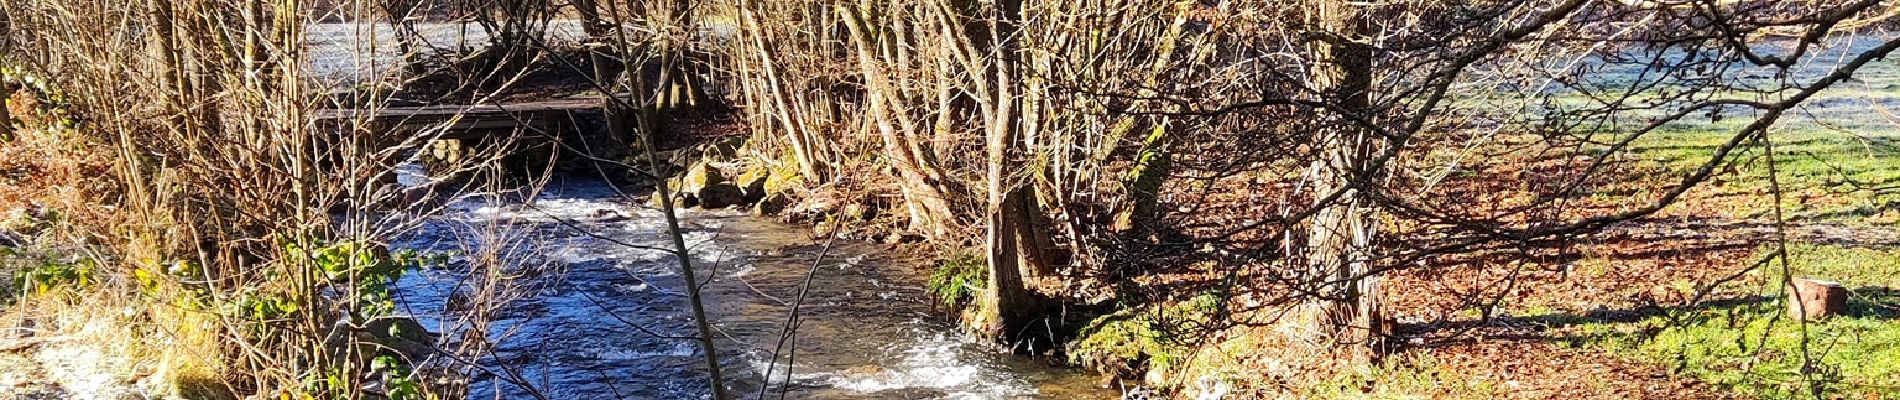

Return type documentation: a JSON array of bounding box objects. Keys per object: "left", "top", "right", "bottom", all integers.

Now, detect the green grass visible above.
[
  {"left": 1567, "top": 244, "right": 1900, "bottom": 399},
  {"left": 1450, "top": 49, "right": 1900, "bottom": 224},
  {"left": 1615, "top": 122, "right": 1900, "bottom": 222}
]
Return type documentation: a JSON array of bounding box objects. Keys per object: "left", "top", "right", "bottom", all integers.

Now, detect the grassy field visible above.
[
  {"left": 1551, "top": 75, "right": 1900, "bottom": 397},
  {"left": 1568, "top": 244, "right": 1900, "bottom": 399},
  {"left": 1529, "top": 92, "right": 1900, "bottom": 397},
  {"left": 1373, "top": 42, "right": 1900, "bottom": 399},
  {"left": 1617, "top": 110, "right": 1900, "bottom": 223},
  {"left": 1460, "top": 40, "right": 1900, "bottom": 224}
]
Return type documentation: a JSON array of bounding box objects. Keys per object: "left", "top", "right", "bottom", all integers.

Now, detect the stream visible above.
[{"left": 388, "top": 177, "right": 1111, "bottom": 399}]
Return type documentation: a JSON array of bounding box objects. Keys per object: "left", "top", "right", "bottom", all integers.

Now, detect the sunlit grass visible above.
[
  {"left": 1619, "top": 121, "right": 1900, "bottom": 222},
  {"left": 1566, "top": 244, "right": 1900, "bottom": 399}
]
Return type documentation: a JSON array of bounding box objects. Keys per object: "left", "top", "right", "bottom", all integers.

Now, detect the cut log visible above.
[{"left": 1788, "top": 278, "right": 1848, "bottom": 321}]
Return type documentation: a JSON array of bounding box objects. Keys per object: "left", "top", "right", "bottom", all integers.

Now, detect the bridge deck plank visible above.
[{"left": 313, "top": 97, "right": 610, "bottom": 121}]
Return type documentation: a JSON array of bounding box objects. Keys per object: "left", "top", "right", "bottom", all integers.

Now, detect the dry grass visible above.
[{"left": 0, "top": 1, "right": 544, "bottom": 397}]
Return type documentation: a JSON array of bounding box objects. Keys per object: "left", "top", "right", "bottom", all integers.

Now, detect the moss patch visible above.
[{"left": 1068, "top": 294, "right": 1220, "bottom": 387}]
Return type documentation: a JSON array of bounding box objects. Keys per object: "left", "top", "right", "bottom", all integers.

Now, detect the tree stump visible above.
[{"left": 1788, "top": 278, "right": 1848, "bottom": 321}]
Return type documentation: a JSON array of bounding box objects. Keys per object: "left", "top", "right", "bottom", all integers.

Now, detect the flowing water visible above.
[
  {"left": 313, "top": 22, "right": 1109, "bottom": 399},
  {"left": 389, "top": 177, "right": 1111, "bottom": 399}
]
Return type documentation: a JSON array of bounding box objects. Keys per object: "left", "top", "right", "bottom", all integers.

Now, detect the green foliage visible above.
[
  {"left": 1571, "top": 244, "right": 1900, "bottom": 399},
  {"left": 284, "top": 240, "right": 437, "bottom": 318},
  {"left": 0, "top": 66, "right": 80, "bottom": 142},
  {"left": 229, "top": 289, "right": 299, "bottom": 322},
  {"left": 926, "top": 252, "right": 986, "bottom": 310},
  {"left": 14, "top": 256, "right": 95, "bottom": 295},
  {"left": 372, "top": 354, "right": 426, "bottom": 400},
  {"left": 280, "top": 240, "right": 445, "bottom": 400},
  {"left": 130, "top": 260, "right": 200, "bottom": 294},
  {"left": 1068, "top": 294, "right": 1221, "bottom": 383},
  {"left": 304, "top": 364, "right": 429, "bottom": 400}
]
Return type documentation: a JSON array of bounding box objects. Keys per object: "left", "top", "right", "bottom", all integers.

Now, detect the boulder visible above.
[
  {"left": 647, "top": 160, "right": 728, "bottom": 209},
  {"left": 697, "top": 184, "right": 746, "bottom": 209},
  {"left": 591, "top": 208, "right": 628, "bottom": 223},
  {"left": 323, "top": 316, "right": 439, "bottom": 370},
  {"left": 1788, "top": 278, "right": 1848, "bottom": 321},
  {"left": 762, "top": 164, "right": 806, "bottom": 195},
  {"left": 735, "top": 169, "right": 769, "bottom": 205},
  {"left": 364, "top": 316, "right": 438, "bottom": 362},
  {"left": 680, "top": 161, "right": 726, "bottom": 193},
  {"left": 650, "top": 189, "right": 698, "bottom": 209},
  {"left": 754, "top": 192, "right": 791, "bottom": 216}
]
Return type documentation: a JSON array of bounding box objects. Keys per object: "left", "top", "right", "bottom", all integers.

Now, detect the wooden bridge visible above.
[
  {"left": 315, "top": 97, "right": 632, "bottom": 175},
  {"left": 314, "top": 97, "right": 612, "bottom": 132}
]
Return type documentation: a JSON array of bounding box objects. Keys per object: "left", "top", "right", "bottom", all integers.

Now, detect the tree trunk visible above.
[
  {"left": 970, "top": 0, "right": 1048, "bottom": 343},
  {"left": 982, "top": 188, "right": 1039, "bottom": 337},
  {"left": 0, "top": 82, "right": 13, "bottom": 140},
  {"left": 1009, "top": 187, "right": 1058, "bottom": 279},
  {"left": 838, "top": 6, "right": 960, "bottom": 239},
  {"left": 571, "top": 0, "right": 635, "bottom": 154},
  {"left": 737, "top": 0, "right": 824, "bottom": 181},
  {"left": 1305, "top": 0, "right": 1385, "bottom": 363}
]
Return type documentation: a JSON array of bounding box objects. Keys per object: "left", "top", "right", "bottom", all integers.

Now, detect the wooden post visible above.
[{"left": 1788, "top": 278, "right": 1848, "bottom": 321}]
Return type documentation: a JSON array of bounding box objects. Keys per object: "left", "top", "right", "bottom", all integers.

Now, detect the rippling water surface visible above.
[{"left": 389, "top": 178, "right": 1108, "bottom": 399}]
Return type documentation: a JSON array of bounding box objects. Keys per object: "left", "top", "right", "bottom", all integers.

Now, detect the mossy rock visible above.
[
  {"left": 762, "top": 162, "right": 807, "bottom": 195},
  {"left": 1068, "top": 294, "right": 1222, "bottom": 388},
  {"left": 681, "top": 161, "right": 726, "bottom": 192},
  {"left": 649, "top": 189, "right": 699, "bottom": 209},
  {"left": 735, "top": 168, "right": 769, "bottom": 205}
]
